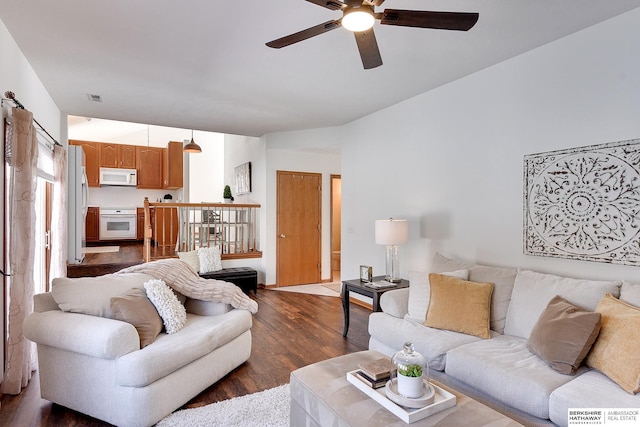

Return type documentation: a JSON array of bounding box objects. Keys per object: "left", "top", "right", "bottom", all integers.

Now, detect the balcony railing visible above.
[{"left": 142, "top": 197, "right": 261, "bottom": 263}]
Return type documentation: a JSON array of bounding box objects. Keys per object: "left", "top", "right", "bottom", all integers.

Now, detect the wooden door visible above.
[{"left": 277, "top": 171, "right": 321, "bottom": 286}]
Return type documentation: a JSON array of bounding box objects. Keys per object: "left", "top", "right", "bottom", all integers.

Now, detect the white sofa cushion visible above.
[
  {"left": 51, "top": 273, "right": 154, "bottom": 318},
  {"left": 185, "top": 298, "right": 232, "bottom": 316},
  {"left": 445, "top": 335, "right": 587, "bottom": 419},
  {"left": 549, "top": 370, "right": 640, "bottom": 427},
  {"left": 407, "top": 269, "right": 468, "bottom": 322},
  {"left": 504, "top": 270, "right": 621, "bottom": 339},
  {"left": 431, "top": 253, "right": 517, "bottom": 334},
  {"left": 379, "top": 287, "right": 410, "bottom": 318},
  {"left": 177, "top": 249, "right": 200, "bottom": 272},
  {"left": 23, "top": 310, "right": 140, "bottom": 359},
  {"left": 116, "top": 309, "right": 252, "bottom": 387},
  {"left": 621, "top": 281, "right": 640, "bottom": 306},
  {"left": 467, "top": 264, "right": 517, "bottom": 334},
  {"left": 368, "top": 312, "right": 483, "bottom": 372},
  {"left": 431, "top": 252, "right": 473, "bottom": 272}
]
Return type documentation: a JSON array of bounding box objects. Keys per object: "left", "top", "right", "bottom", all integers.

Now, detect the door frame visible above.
[{"left": 330, "top": 174, "right": 341, "bottom": 282}]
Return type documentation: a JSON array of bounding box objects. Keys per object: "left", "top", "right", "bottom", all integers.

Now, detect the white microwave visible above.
[{"left": 99, "top": 167, "right": 137, "bottom": 186}]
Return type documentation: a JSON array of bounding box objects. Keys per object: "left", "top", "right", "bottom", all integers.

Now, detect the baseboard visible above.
[{"left": 349, "top": 297, "right": 372, "bottom": 310}]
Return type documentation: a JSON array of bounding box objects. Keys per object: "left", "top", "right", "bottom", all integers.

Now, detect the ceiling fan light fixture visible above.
[{"left": 342, "top": 8, "right": 375, "bottom": 32}]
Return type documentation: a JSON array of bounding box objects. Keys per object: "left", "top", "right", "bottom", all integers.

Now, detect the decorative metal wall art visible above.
[{"left": 524, "top": 138, "right": 640, "bottom": 266}]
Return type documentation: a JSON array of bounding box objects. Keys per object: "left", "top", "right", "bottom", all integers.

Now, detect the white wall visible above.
[
  {"left": 188, "top": 132, "right": 224, "bottom": 203},
  {"left": 337, "top": 8, "right": 640, "bottom": 283},
  {"left": 263, "top": 128, "right": 342, "bottom": 285},
  {"left": 0, "top": 18, "right": 61, "bottom": 385},
  {"left": 221, "top": 134, "right": 266, "bottom": 282}
]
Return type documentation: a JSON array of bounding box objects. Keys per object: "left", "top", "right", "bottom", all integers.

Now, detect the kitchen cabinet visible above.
[
  {"left": 100, "top": 143, "right": 136, "bottom": 169},
  {"left": 69, "top": 140, "right": 100, "bottom": 187},
  {"left": 86, "top": 207, "right": 100, "bottom": 242},
  {"left": 136, "top": 146, "right": 164, "bottom": 189},
  {"left": 163, "top": 141, "right": 183, "bottom": 189}
]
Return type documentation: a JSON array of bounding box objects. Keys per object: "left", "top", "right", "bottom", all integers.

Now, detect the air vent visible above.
[{"left": 87, "top": 93, "right": 102, "bottom": 102}]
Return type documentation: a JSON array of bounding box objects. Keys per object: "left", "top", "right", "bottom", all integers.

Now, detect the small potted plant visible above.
[
  {"left": 223, "top": 185, "right": 234, "bottom": 203},
  {"left": 397, "top": 364, "right": 424, "bottom": 398},
  {"left": 392, "top": 342, "right": 427, "bottom": 399}
]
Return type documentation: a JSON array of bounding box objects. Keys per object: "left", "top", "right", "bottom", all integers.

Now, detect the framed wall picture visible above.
[
  {"left": 360, "top": 265, "right": 373, "bottom": 282},
  {"left": 235, "top": 162, "right": 251, "bottom": 195}
]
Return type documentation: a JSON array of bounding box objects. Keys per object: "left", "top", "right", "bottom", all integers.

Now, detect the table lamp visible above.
[{"left": 375, "top": 218, "right": 408, "bottom": 282}]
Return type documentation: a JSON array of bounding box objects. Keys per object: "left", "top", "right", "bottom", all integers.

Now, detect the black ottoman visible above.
[{"left": 200, "top": 267, "right": 258, "bottom": 295}]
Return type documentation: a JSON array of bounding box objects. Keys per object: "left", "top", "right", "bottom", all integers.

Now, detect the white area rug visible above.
[
  {"left": 272, "top": 282, "right": 341, "bottom": 297},
  {"left": 82, "top": 246, "right": 120, "bottom": 254},
  {"left": 158, "top": 384, "right": 290, "bottom": 427}
]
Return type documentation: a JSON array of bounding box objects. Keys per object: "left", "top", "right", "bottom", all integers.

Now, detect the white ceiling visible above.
[{"left": 2, "top": 1, "right": 640, "bottom": 137}]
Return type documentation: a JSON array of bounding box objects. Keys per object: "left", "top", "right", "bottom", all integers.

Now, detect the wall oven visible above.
[{"left": 100, "top": 208, "right": 137, "bottom": 240}]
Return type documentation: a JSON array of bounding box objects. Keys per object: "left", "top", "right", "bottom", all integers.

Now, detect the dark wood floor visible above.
[
  {"left": 1, "top": 244, "right": 370, "bottom": 426},
  {"left": 66, "top": 241, "right": 145, "bottom": 278}
]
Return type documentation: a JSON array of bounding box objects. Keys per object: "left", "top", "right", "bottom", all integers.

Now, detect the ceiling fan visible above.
[{"left": 266, "top": 0, "right": 479, "bottom": 69}]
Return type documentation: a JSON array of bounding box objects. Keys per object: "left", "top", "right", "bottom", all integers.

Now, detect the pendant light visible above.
[{"left": 184, "top": 129, "right": 202, "bottom": 153}]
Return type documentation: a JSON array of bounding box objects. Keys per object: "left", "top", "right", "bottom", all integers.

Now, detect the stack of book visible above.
[{"left": 355, "top": 357, "right": 392, "bottom": 389}]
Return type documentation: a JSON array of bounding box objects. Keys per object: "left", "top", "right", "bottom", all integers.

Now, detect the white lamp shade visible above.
[{"left": 375, "top": 219, "right": 408, "bottom": 245}]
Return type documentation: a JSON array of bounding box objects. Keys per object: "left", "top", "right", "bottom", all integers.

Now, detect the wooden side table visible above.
[{"left": 342, "top": 276, "right": 409, "bottom": 336}]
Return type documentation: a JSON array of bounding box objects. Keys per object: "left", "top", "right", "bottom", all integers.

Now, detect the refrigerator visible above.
[{"left": 68, "top": 145, "right": 88, "bottom": 264}]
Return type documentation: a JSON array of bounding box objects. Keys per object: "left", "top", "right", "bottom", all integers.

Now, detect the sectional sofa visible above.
[{"left": 368, "top": 253, "right": 640, "bottom": 426}]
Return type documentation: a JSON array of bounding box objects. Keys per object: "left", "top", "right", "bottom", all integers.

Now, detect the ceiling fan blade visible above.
[
  {"left": 353, "top": 28, "right": 382, "bottom": 69},
  {"left": 380, "top": 9, "right": 479, "bottom": 31},
  {"left": 305, "top": 0, "right": 346, "bottom": 11},
  {"left": 266, "top": 20, "right": 342, "bottom": 48}
]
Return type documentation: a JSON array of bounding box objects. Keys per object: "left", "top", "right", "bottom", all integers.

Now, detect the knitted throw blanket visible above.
[{"left": 117, "top": 259, "right": 258, "bottom": 314}]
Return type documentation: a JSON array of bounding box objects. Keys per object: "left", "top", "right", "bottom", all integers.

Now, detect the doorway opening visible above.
[{"left": 331, "top": 175, "right": 341, "bottom": 283}]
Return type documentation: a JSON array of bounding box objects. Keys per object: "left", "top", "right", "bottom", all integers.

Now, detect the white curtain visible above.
[
  {"left": 1, "top": 107, "right": 38, "bottom": 394},
  {"left": 50, "top": 144, "right": 67, "bottom": 283}
]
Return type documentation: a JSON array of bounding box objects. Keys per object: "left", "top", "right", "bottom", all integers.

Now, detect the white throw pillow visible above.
[
  {"left": 407, "top": 269, "right": 468, "bottom": 322},
  {"left": 197, "top": 246, "right": 222, "bottom": 274},
  {"left": 177, "top": 250, "right": 200, "bottom": 273},
  {"left": 621, "top": 281, "right": 640, "bottom": 307},
  {"left": 504, "top": 269, "right": 621, "bottom": 340},
  {"left": 143, "top": 279, "right": 187, "bottom": 334}
]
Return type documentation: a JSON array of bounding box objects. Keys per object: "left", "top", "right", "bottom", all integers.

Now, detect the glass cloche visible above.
[{"left": 390, "top": 342, "right": 429, "bottom": 398}]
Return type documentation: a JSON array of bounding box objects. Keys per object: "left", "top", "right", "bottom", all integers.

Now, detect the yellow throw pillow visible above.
[
  {"left": 586, "top": 293, "right": 640, "bottom": 394},
  {"left": 424, "top": 273, "right": 493, "bottom": 339}
]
